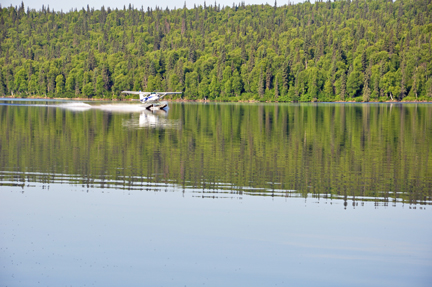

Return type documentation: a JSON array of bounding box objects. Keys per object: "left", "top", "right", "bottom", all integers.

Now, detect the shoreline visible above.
[{"left": 1, "top": 95, "right": 431, "bottom": 103}]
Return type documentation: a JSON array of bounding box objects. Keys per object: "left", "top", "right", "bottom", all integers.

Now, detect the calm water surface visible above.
[{"left": 0, "top": 99, "right": 431, "bottom": 286}]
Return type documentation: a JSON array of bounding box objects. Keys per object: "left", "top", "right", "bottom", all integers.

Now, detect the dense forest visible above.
[{"left": 0, "top": 0, "right": 432, "bottom": 101}]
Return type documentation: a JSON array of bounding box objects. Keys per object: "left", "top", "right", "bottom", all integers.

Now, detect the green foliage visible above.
[
  {"left": 82, "top": 82, "right": 94, "bottom": 98},
  {"left": 55, "top": 74, "right": 64, "bottom": 95},
  {"left": 380, "top": 71, "right": 400, "bottom": 100},
  {"left": 0, "top": 0, "right": 431, "bottom": 101},
  {"left": 347, "top": 71, "right": 363, "bottom": 98}
]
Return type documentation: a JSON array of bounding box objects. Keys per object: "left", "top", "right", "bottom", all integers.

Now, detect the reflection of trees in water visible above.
[{"left": 0, "top": 103, "right": 431, "bottom": 206}]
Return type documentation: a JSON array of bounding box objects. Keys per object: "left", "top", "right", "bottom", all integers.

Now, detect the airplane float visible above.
[{"left": 121, "top": 91, "right": 182, "bottom": 110}]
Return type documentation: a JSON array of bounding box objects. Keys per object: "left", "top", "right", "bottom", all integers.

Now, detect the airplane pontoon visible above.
[{"left": 121, "top": 91, "right": 182, "bottom": 110}]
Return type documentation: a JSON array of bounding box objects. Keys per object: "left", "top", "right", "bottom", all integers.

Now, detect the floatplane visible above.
[{"left": 121, "top": 91, "right": 182, "bottom": 110}]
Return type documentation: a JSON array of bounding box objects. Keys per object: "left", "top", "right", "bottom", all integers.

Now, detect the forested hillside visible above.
[{"left": 1, "top": 0, "right": 432, "bottom": 101}]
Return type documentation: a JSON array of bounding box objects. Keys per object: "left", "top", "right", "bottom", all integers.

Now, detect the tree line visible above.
[{"left": 0, "top": 0, "right": 432, "bottom": 101}]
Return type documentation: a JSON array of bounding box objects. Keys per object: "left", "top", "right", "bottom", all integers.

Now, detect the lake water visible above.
[{"left": 0, "top": 99, "right": 431, "bottom": 286}]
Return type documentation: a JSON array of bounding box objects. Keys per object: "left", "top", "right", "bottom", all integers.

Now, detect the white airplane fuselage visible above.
[
  {"left": 121, "top": 91, "right": 180, "bottom": 110},
  {"left": 140, "top": 93, "right": 161, "bottom": 103}
]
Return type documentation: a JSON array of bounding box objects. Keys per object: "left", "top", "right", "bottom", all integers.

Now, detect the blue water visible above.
[
  {"left": 0, "top": 99, "right": 431, "bottom": 287},
  {"left": 1, "top": 183, "right": 431, "bottom": 287}
]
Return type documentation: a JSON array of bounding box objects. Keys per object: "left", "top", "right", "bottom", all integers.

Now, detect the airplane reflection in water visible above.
[{"left": 123, "top": 109, "right": 180, "bottom": 129}]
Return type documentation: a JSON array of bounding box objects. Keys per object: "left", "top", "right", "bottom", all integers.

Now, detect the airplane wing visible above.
[
  {"left": 121, "top": 91, "right": 151, "bottom": 95},
  {"left": 158, "top": 92, "right": 182, "bottom": 98}
]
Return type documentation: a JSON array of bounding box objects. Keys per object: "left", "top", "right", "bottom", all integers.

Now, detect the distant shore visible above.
[{"left": 2, "top": 95, "right": 431, "bottom": 103}]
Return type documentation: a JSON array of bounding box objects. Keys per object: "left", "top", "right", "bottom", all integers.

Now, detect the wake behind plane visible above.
[{"left": 121, "top": 91, "right": 182, "bottom": 110}]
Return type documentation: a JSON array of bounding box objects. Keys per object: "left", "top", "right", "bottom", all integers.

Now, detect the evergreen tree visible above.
[
  {"left": 55, "top": 74, "right": 64, "bottom": 95},
  {"left": 324, "top": 78, "right": 334, "bottom": 98},
  {"left": 362, "top": 74, "right": 370, "bottom": 102},
  {"left": 258, "top": 67, "right": 264, "bottom": 99},
  {"left": 340, "top": 71, "right": 346, "bottom": 101}
]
